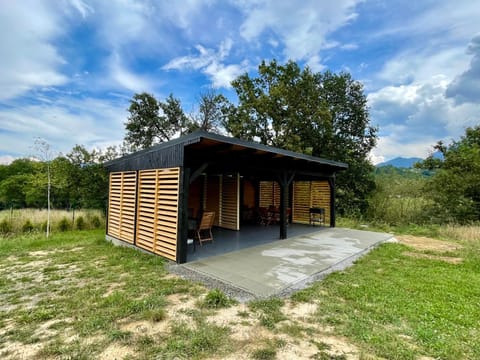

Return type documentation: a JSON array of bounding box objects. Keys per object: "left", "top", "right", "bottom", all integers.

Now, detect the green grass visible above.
[
  {"left": 292, "top": 238, "right": 480, "bottom": 359},
  {"left": 1, "top": 223, "right": 479, "bottom": 359},
  {"left": 0, "top": 229, "right": 210, "bottom": 359}
]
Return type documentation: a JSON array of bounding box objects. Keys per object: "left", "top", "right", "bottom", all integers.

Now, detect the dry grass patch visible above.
[
  {"left": 440, "top": 224, "right": 480, "bottom": 243},
  {"left": 402, "top": 251, "right": 463, "bottom": 264},
  {"left": 396, "top": 235, "right": 462, "bottom": 252}
]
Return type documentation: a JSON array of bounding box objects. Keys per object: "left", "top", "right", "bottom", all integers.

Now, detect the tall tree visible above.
[
  {"left": 225, "top": 60, "right": 377, "bottom": 213},
  {"left": 124, "top": 92, "right": 190, "bottom": 151},
  {"left": 417, "top": 126, "right": 480, "bottom": 222},
  {"left": 190, "top": 90, "right": 231, "bottom": 133}
]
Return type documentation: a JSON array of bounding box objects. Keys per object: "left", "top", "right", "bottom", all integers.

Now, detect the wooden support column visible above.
[
  {"left": 278, "top": 171, "right": 295, "bottom": 239},
  {"left": 177, "top": 167, "right": 190, "bottom": 264},
  {"left": 328, "top": 176, "right": 336, "bottom": 227}
]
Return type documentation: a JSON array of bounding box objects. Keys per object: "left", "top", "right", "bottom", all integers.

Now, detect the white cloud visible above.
[
  {"left": 236, "top": 0, "right": 360, "bottom": 64},
  {"left": 446, "top": 33, "right": 480, "bottom": 104},
  {"left": 163, "top": 39, "right": 247, "bottom": 88},
  {"left": 0, "top": 155, "right": 16, "bottom": 165},
  {"left": 68, "top": 0, "right": 94, "bottom": 18},
  {"left": 369, "top": 79, "right": 480, "bottom": 162},
  {"left": 108, "top": 53, "right": 155, "bottom": 93},
  {"left": 0, "top": 97, "right": 127, "bottom": 158},
  {"left": 0, "top": 1, "right": 68, "bottom": 100}
]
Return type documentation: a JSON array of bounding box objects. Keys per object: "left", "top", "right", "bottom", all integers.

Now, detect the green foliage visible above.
[
  {"left": 251, "top": 347, "right": 276, "bottom": 360},
  {"left": 249, "top": 298, "right": 286, "bottom": 329},
  {"left": 0, "top": 219, "right": 12, "bottom": 234},
  {"left": 0, "top": 144, "right": 109, "bottom": 211},
  {"left": 417, "top": 126, "right": 480, "bottom": 223},
  {"left": 58, "top": 217, "right": 71, "bottom": 232},
  {"left": 89, "top": 215, "right": 101, "bottom": 229},
  {"left": 367, "top": 170, "right": 430, "bottom": 225},
  {"left": 124, "top": 92, "right": 191, "bottom": 151},
  {"left": 75, "top": 216, "right": 85, "bottom": 230},
  {"left": 202, "top": 288, "right": 236, "bottom": 309},
  {"left": 225, "top": 60, "right": 377, "bottom": 214},
  {"left": 22, "top": 220, "right": 34, "bottom": 233}
]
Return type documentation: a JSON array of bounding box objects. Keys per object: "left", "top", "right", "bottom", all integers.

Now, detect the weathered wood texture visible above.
[
  {"left": 107, "top": 171, "right": 137, "bottom": 244},
  {"left": 292, "top": 181, "right": 331, "bottom": 224},
  {"left": 259, "top": 181, "right": 281, "bottom": 208},
  {"left": 136, "top": 168, "right": 180, "bottom": 261}
]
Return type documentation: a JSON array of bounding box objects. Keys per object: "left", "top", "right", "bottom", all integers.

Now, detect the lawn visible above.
[{"left": 0, "top": 226, "right": 479, "bottom": 359}]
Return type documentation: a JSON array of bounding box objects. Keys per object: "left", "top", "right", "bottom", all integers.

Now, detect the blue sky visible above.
[{"left": 0, "top": 0, "right": 479, "bottom": 164}]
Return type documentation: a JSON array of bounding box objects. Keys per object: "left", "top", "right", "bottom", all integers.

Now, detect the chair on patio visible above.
[
  {"left": 309, "top": 207, "right": 325, "bottom": 226},
  {"left": 258, "top": 207, "right": 271, "bottom": 226},
  {"left": 195, "top": 211, "right": 215, "bottom": 245}
]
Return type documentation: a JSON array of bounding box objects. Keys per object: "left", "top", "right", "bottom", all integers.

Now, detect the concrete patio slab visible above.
[{"left": 174, "top": 228, "right": 394, "bottom": 301}]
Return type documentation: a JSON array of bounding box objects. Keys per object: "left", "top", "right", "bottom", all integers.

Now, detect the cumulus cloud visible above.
[
  {"left": 0, "top": 1, "right": 68, "bottom": 100},
  {"left": 446, "top": 34, "right": 480, "bottom": 104},
  {"left": 0, "top": 96, "right": 127, "bottom": 158},
  {"left": 235, "top": 0, "right": 360, "bottom": 65},
  {"left": 163, "top": 39, "right": 247, "bottom": 88},
  {"left": 369, "top": 79, "right": 480, "bottom": 161}
]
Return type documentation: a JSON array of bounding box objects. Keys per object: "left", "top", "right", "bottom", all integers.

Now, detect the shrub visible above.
[
  {"left": 90, "top": 215, "right": 101, "bottom": 228},
  {"left": 0, "top": 219, "right": 12, "bottom": 234},
  {"left": 22, "top": 220, "right": 35, "bottom": 233},
  {"left": 202, "top": 289, "right": 235, "bottom": 309},
  {"left": 58, "top": 217, "right": 71, "bottom": 232},
  {"left": 75, "top": 216, "right": 85, "bottom": 230}
]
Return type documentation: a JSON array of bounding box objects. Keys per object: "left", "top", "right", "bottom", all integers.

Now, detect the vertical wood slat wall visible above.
[
  {"left": 259, "top": 181, "right": 281, "bottom": 208},
  {"left": 292, "top": 180, "right": 331, "bottom": 224},
  {"left": 204, "top": 174, "right": 240, "bottom": 230},
  {"left": 107, "top": 172, "right": 137, "bottom": 244},
  {"left": 221, "top": 174, "right": 240, "bottom": 230},
  {"left": 136, "top": 168, "right": 180, "bottom": 261},
  {"left": 205, "top": 175, "right": 221, "bottom": 226}
]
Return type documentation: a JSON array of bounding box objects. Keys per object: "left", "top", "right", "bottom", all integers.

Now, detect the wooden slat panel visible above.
[
  {"left": 221, "top": 174, "right": 239, "bottom": 230},
  {"left": 136, "top": 167, "right": 180, "bottom": 261},
  {"left": 292, "top": 180, "right": 330, "bottom": 224},
  {"left": 107, "top": 171, "right": 137, "bottom": 244},
  {"left": 259, "top": 181, "right": 281, "bottom": 208},
  {"left": 205, "top": 175, "right": 220, "bottom": 226}
]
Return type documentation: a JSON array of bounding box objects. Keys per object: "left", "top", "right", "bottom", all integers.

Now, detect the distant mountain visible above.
[{"left": 376, "top": 157, "right": 423, "bottom": 168}]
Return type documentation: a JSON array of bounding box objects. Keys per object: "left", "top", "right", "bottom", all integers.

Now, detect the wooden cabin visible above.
[{"left": 104, "top": 131, "right": 347, "bottom": 263}]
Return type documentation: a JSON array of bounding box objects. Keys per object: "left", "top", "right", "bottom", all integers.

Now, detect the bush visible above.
[
  {"left": 202, "top": 289, "right": 235, "bottom": 309},
  {"left": 75, "top": 216, "right": 85, "bottom": 230},
  {"left": 0, "top": 219, "right": 12, "bottom": 234},
  {"left": 58, "top": 217, "right": 71, "bottom": 232},
  {"left": 22, "top": 219, "right": 34, "bottom": 233},
  {"left": 90, "top": 215, "right": 101, "bottom": 228}
]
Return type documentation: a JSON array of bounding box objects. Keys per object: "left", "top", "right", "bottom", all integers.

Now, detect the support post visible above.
[
  {"left": 328, "top": 176, "right": 336, "bottom": 227},
  {"left": 177, "top": 167, "right": 190, "bottom": 264},
  {"left": 278, "top": 171, "right": 295, "bottom": 240}
]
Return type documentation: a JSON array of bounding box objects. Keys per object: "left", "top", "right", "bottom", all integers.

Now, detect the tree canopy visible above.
[
  {"left": 417, "top": 126, "right": 480, "bottom": 222},
  {"left": 225, "top": 60, "right": 377, "bottom": 213}
]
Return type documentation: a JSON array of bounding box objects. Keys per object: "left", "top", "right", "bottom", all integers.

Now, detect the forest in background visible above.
[{"left": 0, "top": 60, "right": 478, "bottom": 232}]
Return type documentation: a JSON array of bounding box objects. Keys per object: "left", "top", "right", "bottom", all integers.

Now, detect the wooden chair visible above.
[
  {"left": 309, "top": 207, "right": 325, "bottom": 226},
  {"left": 196, "top": 211, "right": 215, "bottom": 245}
]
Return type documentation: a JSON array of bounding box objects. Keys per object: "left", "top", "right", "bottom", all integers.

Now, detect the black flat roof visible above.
[{"left": 105, "top": 130, "right": 348, "bottom": 172}]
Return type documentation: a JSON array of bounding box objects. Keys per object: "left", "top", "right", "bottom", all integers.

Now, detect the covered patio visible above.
[{"left": 105, "top": 131, "right": 348, "bottom": 263}]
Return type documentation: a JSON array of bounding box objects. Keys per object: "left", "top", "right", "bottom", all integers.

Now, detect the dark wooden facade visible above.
[{"left": 105, "top": 131, "right": 347, "bottom": 263}]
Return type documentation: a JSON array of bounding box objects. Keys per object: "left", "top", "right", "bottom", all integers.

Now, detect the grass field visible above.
[
  {"left": 0, "top": 224, "right": 479, "bottom": 359},
  {"left": 0, "top": 209, "right": 105, "bottom": 235}
]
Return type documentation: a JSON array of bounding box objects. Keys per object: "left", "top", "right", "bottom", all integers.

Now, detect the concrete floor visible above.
[
  {"left": 187, "top": 224, "right": 325, "bottom": 262},
  {"left": 181, "top": 227, "right": 394, "bottom": 300}
]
